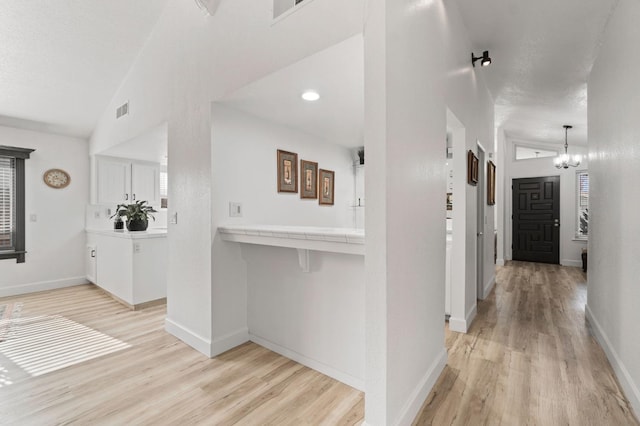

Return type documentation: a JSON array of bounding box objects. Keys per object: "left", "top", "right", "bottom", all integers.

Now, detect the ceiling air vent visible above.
[
  {"left": 274, "top": 0, "right": 310, "bottom": 19},
  {"left": 116, "top": 101, "right": 129, "bottom": 119}
]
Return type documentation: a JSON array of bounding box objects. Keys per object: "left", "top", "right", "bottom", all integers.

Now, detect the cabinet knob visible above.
[
  {"left": 91, "top": 250, "right": 96, "bottom": 258},
  {"left": 133, "top": 193, "right": 136, "bottom": 201}
]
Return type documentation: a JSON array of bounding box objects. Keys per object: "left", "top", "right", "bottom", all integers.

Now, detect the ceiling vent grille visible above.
[
  {"left": 116, "top": 101, "right": 129, "bottom": 119},
  {"left": 274, "top": 0, "right": 308, "bottom": 19}
]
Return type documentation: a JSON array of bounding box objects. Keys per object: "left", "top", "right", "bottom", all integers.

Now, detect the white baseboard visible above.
[
  {"left": 0, "top": 276, "right": 87, "bottom": 298},
  {"left": 165, "top": 317, "right": 212, "bottom": 357},
  {"left": 561, "top": 259, "right": 583, "bottom": 267},
  {"left": 448, "top": 316, "right": 466, "bottom": 333},
  {"left": 449, "top": 303, "right": 477, "bottom": 333},
  {"left": 496, "top": 258, "right": 505, "bottom": 266},
  {"left": 249, "top": 333, "right": 364, "bottom": 391},
  {"left": 585, "top": 304, "right": 640, "bottom": 418},
  {"left": 211, "top": 327, "right": 249, "bottom": 356},
  {"left": 392, "top": 347, "right": 448, "bottom": 426},
  {"left": 482, "top": 275, "right": 496, "bottom": 299}
]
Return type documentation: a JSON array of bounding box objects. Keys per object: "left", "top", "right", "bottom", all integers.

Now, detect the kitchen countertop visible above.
[{"left": 86, "top": 228, "right": 167, "bottom": 239}]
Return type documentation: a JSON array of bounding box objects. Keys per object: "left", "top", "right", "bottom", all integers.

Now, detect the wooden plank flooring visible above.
[
  {"left": 0, "top": 285, "right": 363, "bottom": 425},
  {"left": 1, "top": 262, "right": 638, "bottom": 425},
  {"left": 415, "top": 261, "right": 639, "bottom": 426}
]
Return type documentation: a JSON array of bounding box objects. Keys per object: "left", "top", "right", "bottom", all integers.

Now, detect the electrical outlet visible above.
[
  {"left": 30, "top": 214, "right": 37, "bottom": 222},
  {"left": 133, "top": 243, "right": 141, "bottom": 253},
  {"left": 229, "top": 202, "right": 242, "bottom": 217}
]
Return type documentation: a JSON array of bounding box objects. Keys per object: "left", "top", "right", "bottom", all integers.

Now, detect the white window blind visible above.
[
  {"left": 577, "top": 171, "right": 589, "bottom": 239},
  {"left": 0, "top": 156, "right": 16, "bottom": 251}
]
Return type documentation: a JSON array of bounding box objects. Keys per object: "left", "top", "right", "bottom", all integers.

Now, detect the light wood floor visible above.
[
  {"left": 0, "top": 285, "right": 363, "bottom": 425},
  {"left": 415, "top": 261, "right": 639, "bottom": 425},
  {"left": 1, "top": 262, "right": 638, "bottom": 425}
]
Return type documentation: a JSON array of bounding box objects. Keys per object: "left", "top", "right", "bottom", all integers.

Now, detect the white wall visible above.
[
  {"left": 244, "top": 245, "right": 365, "bottom": 390},
  {"left": 212, "top": 105, "right": 354, "bottom": 228},
  {"left": 444, "top": 0, "right": 496, "bottom": 333},
  {"left": 586, "top": 0, "right": 640, "bottom": 417},
  {"left": 209, "top": 104, "right": 356, "bottom": 357},
  {"left": 364, "top": 0, "right": 494, "bottom": 423},
  {"left": 499, "top": 137, "right": 588, "bottom": 266},
  {"left": 0, "top": 126, "right": 89, "bottom": 296}
]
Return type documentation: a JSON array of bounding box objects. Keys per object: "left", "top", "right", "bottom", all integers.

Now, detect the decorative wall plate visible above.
[{"left": 43, "top": 169, "right": 71, "bottom": 189}]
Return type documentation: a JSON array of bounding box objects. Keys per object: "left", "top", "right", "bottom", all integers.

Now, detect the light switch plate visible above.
[{"left": 229, "top": 202, "right": 242, "bottom": 217}]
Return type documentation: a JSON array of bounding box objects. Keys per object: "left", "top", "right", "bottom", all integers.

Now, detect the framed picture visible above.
[
  {"left": 446, "top": 192, "right": 453, "bottom": 211},
  {"left": 467, "top": 150, "right": 478, "bottom": 186},
  {"left": 277, "top": 149, "right": 298, "bottom": 193},
  {"left": 487, "top": 161, "right": 496, "bottom": 205},
  {"left": 319, "top": 169, "right": 335, "bottom": 205},
  {"left": 300, "top": 160, "right": 318, "bottom": 199}
]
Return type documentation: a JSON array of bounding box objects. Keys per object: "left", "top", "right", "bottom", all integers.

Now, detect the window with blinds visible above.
[
  {"left": 0, "top": 145, "right": 34, "bottom": 263},
  {"left": 576, "top": 171, "right": 589, "bottom": 239},
  {"left": 0, "top": 156, "right": 16, "bottom": 251}
]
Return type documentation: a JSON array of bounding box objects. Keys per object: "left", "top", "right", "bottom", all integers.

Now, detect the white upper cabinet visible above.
[
  {"left": 97, "top": 157, "right": 131, "bottom": 205},
  {"left": 97, "top": 156, "right": 160, "bottom": 206},
  {"left": 131, "top": 163, "right": 159, "bottom": 205}
]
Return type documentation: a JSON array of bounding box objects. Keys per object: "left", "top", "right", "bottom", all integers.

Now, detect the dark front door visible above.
[{"left": 512, "top": 176, "right": 560, "bottom": 264}]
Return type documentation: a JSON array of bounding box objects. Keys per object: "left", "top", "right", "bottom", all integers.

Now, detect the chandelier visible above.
[{"left": 554, "top": 125, "right": 581, "bottom": 169}]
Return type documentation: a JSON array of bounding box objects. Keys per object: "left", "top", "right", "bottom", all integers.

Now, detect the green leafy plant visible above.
[
  {"left": 110, "top": 200, "right": 157, "bottom": 223},
  {"left": 579, "top": 208, "right": 588, "bottom": 236}
]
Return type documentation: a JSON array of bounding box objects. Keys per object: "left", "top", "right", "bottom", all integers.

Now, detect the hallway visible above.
[{"left": 415, "top": 262, "right": 639, "bottom": 425}]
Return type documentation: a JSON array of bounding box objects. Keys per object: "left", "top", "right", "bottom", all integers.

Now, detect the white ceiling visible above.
[
  {"left": 220, "top": 34, "right": 364, "bottom": 148},
  {"left": 456, "top": 0, "right": 618, "bottom": 146},
  {"left": 0, "top": 1, "right": 169, "bottom": 138}
]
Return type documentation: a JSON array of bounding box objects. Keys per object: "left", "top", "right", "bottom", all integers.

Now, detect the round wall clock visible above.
[{"left": 43, "top": 169, "right": 71, "bottom": 189}]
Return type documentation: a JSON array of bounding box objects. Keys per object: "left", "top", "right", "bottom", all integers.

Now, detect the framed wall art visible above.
[
  {"left": 467, "top": 150, "right": 478, "bottom": 186},
  {"left": 487, "top": 160, "right": 496, "bottom": 205},
  {"left": 277, "top": 149, "right": 298, "bottom": 193},
  {"left": 300, "top": 160, "right": 318, "bottom": 199},
  {"left": 446, "top": 192, "right": 453, "bottom": 211},
  {"left": 318, "top": 169, "right": 335, "bottom": 205}
]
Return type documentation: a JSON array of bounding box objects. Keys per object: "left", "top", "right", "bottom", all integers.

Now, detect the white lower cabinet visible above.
[{"left": 86, "top": 230, "right": 167, "bottom": 309}]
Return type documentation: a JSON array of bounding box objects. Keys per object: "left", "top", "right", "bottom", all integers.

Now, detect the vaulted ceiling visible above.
[{"left": 0, "top": 1, "right": 169, "bottom": 138}]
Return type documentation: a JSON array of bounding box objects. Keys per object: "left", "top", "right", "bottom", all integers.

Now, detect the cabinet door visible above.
[
  {"left": 131, "top": 163, "right": 159, "bottom": 206},
  {"left": 97, "top": 158, "right": 131, "bottom": 205}
]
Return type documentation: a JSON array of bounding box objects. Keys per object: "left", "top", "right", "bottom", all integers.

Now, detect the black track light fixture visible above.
[{"left": 471, "top": 50, "right": 492, "bottom": 67}]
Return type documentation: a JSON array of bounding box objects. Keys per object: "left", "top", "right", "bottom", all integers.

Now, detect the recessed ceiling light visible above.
[{"left": 301, "top": 91, "right": 320, "bottom": 101}]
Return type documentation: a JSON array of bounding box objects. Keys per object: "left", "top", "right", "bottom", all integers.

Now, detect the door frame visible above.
[{"left": 476, "top": 143, "right": 485, "bottom": 300}]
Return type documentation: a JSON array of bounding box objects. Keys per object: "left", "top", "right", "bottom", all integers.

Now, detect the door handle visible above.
[
  {"left": 554, "top": 223, "right": 560, "bottom": 227},
  {"left": 477, "top": 232, "right": 484, "bottom": 236}
]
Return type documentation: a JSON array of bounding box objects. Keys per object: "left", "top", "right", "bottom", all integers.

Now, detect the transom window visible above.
[{"left": 515, "top": 145, "right": 559, "bottom": 161}]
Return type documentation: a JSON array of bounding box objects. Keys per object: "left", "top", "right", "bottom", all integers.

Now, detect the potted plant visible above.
[{"left": 110, "top": 200, "right": 157, "bottom": 231}]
